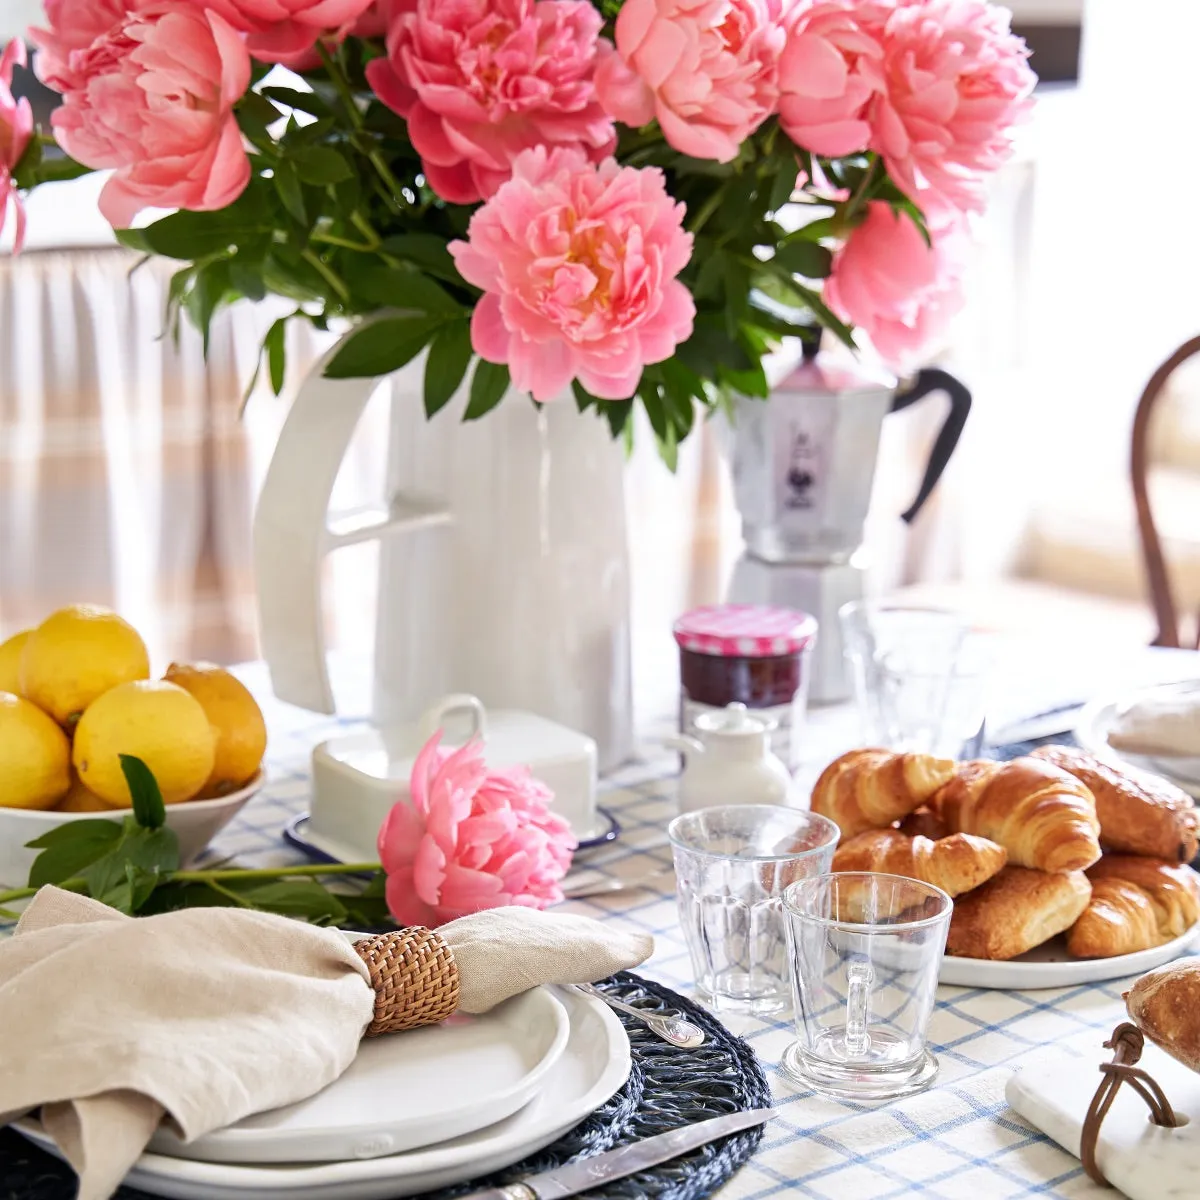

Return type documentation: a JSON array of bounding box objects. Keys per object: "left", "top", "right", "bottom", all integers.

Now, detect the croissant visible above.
[
  {"left": 945, "top": 867, "right": 1092, "bottom": 960},
  {"left": 932, "top": 757, "right": 1101, "bottom": 873},
  {"left": 832, "top": 829, "right": 1007, "bottom": 898},
  {"left": 1031, "top": 745, "right": 1200, "bottom": 863},
  {"left": 1069, "top": 855, "right": 1200, "bottom": 958},
  {"left": 811, "top": 749, "right": 957, "bottom": 841},
  {"left": 896, "top": 806, "right": 949, "bottom": 840}
]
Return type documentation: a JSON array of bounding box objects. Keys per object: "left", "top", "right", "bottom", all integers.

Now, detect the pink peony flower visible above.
[
  {"left": 37, "top": 2, "right": 252, "bottom": 229},
  {"left": 365, "top": 0, "right": 615, "bottom": 205},
  {"left": 871, "top": 0, "right": 1035, "bottom": 214},
  {"left": 215, "top": 0, "right": 376, "bottom": 63},
  {"left": 29, "top": 0, "right": 129, "bottom": 90},
  {"left": 595, "top": 0, "right": 787, "bottom": 163},
  {"left": 823, "top": 200, "right": 965, "bottom": 369},
  {"left": 0, "top": 41, "right": 33, "bottom": 252},
  {"left": 449, "top": 146, "right": 696, "bottom": 403},
  {"left": 378, "top": 733, "right": 576, "bottom": 926},
  {"left": 777, "top": 0, "right": 889, "bottom": 157}
]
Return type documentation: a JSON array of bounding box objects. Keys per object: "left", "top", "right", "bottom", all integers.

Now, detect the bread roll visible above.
[
  {"left": 945, "top": 866, "right": 1092, "bottom": 960},
  {"left": 1125, "top": 961, "right": 1200, "bottom": 1073},
  {"left": 811, "top": 749, "right": 956, "bottom": 841},
  {"left": 1084, "top": 856, "right": 1200, "bottom": 940},
  {"left": 933, "top": 757, "right": 1101, "bottom": 873},
  {"left": 1031, "top": 745, "right": 1200, "bottom": 863},
  {"left": 832, "top": 829, "right": 1007, "bottom": 898}
]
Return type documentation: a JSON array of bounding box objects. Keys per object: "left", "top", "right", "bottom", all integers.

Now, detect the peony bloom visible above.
[
  {"left": 214, "top": 0, "right": 376, "bottom": 63},
  {"left": 378, "top": 733, "right": 576, "bottom": 926},
  {"left": 449, "top": 147, "right": 696, "bottom": 403},
  {"left": 38, "top": 2, "right": 252, "bottom": 229},
  {"left": 29, "top": 0, "right": 128, "bottom": 89},
  {"left": 871, "top": 0, "right": 1035, "bottom": 214},
  {"left": 365, "top": 0, "right": 615, "bottom": 205},
  {"left": 595, "top": 0, "right": 787, "bottom": 163},
  {"left": 0, "top": 41, "right": 33, "bottom": 252},
  {"left": 823, "top": 200, "right": 965, "bottom": 369},
  {"left": 777, "top": 0, "right": 890, "bottom": 157}
]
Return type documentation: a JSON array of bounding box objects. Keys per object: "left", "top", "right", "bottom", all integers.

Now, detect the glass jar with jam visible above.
[{"left": 673, "top": 604, "right": 817, "bottom": 773}]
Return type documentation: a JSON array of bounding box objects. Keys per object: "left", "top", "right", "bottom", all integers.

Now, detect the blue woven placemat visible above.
[{"left": 0, "top": 972, "right": 770, "bottom": 1200}]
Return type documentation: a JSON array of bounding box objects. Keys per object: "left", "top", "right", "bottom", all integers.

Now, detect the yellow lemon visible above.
[
  {"left": 73, "top": 680, "right": 215, "bottom": 806},
  {"left": 0, "top": 692, "right": 71, "bottom": 809},
  {"left": 163, "top": 662, "right": 267, "bottom": 797},
  {"left": 56, "top": 771, "right": 114, "bottom": 813},
  {"left": 21, "top": 604, "right": 150, "bottom": 728},
  {"left": 0, "top": 629, "right": 30, "bottom": 694}
]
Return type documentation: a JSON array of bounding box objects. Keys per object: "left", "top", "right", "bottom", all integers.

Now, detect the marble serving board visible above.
[{"left": 1007, "top": 1041, "right": 1200, "bottom": 1198}]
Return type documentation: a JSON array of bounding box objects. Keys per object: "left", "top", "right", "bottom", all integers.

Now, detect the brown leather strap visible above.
[
  {"left": 353, "top": 928, "right": 461, "bottom": 1037},
  {"left": 1080, "top": 1023, "right": 1181, "bottom": 1186}
]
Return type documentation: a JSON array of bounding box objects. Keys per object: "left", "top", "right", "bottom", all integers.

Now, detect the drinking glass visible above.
[
  {"left": 839, "top": 602, "right": 991, "bottom": 757},
  {"left": 782, "top": 872, "right": 952, "bottom": 1100},
  {"left": 669, "top": 805, "right": 839, "bottom": 1016}
]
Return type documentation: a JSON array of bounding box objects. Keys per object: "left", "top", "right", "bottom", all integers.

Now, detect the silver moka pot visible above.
[{"left": 725, "top": 335, "right": 971, "bottom": 703}]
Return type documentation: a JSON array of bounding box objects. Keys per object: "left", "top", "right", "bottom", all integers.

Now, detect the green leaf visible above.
[
  {"left": 378, "top": 234, "right": 463, "bottom": 285},
  {"left": 83, "top": 822, "right": 180, "bottom": 902},
  {"left": 464, "top": 360, "right": 510, "bottom": 420},
  {"left": 274, "top": 161, "right": 307, "bottom": 225},
  {"left": 424, "top": 319, "right": 472, "bottom": 417},
  {"left": 768, "top": 158, "right": 801, "bottom": 213},
  {"left": 347, "top": 264, "right": 462, "bottom": 315},
  {"left": 26, "top": 820, "right": 123, "bottom": 888},
  {"left": 324, "top": 315, "right": 442, "bottom": 378},
  {"left": 114, "top": 228, "right": 152, "bottom": 254},
  {"left": 786, "top": 215, "right": 840, "bottom": 242},
  {"left": 185, "top": 260, "right": 233, "bottom": 354},
  {"left": 262, "top": 86, "right": 332, "bottom": 118},
  {"left": 783, "top": 279, "right": 857, "bottom": 350},
  {"left": 290, "top": 145, "right": 352, "bottom": 186},
  {"left": 773, "top": 240, "right": 833, "bottom": 279},
  {"left": 120, "top": 755, "right": 165, "bottom": 830},
  {"left": 229, "top": 879, "right": 349, "bottom": 924},
  {"left": 265, "top": 317, "right": 288, "bottom": 395}
]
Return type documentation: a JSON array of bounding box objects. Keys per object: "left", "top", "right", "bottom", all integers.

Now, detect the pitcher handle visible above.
[
  {"left": 253, "top": 337, "right": 451, "bottom": 714},
  {"left": 890, "top": 367, "right": 972, "bottom": 524}
]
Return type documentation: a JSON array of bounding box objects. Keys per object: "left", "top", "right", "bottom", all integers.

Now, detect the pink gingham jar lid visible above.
[{"left": 672, "top": 604, "right": 818, "bottom": 658}]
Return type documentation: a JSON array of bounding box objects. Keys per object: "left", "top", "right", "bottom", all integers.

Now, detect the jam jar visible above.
[{"left": 674, "top": 604, "right": 817, "bottom": 773}]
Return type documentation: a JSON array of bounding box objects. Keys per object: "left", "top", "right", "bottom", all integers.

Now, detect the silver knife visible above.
[{"left": 457, "top": 1107, "right": 777, "bottom": 1200}]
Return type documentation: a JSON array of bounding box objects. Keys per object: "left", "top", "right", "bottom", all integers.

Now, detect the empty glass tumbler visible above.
[
  {"left": 783, "top": 872, "right": 952, "bottom": 1100},
  {"left": 669, "top": 806, "right": 839, "bottom": 1016}
]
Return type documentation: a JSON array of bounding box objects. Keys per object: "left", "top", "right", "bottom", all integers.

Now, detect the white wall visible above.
[{"left": 0, "top": 3, "right": 45, "bottom": 39}]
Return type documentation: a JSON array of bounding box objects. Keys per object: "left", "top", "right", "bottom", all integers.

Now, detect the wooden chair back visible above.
[{"left": 1130, "top": 334, "right": 1200, "bottom": 648}]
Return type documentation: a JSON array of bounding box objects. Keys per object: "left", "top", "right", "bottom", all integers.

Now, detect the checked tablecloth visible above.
[{"left": 8, "top": 641, "right": 1200, "bottom": 1198}]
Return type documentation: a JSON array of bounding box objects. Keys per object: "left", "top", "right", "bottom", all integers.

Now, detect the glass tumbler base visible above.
[{"left": 781, "top": 1042, "right": 939, "bottom": 1101}]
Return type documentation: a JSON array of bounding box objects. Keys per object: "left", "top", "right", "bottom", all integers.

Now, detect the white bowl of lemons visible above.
[{"left": 0, "top": 604, "right": 269, "bottom": 890}]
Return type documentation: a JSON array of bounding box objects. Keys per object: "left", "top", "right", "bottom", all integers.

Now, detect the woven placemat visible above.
[{"left": 0, "top": 971, "right": 771, "bottom": 1200}]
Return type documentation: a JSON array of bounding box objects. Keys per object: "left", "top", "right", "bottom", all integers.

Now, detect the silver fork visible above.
[{"left": 573, "top": 982, "right": 706, "bottom": 1049}]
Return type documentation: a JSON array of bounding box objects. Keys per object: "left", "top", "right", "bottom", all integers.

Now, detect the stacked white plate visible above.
[{"left": 14, "top": 982, "right": 632, "bottom": 1200}]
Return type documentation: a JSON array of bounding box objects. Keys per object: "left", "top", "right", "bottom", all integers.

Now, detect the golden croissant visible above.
[
  {"left": 811, "top": 748, "right": 956, "bottom": 841},
  {"left": 832, "top": 829, "right": 1007, "bottom": 898},
  {"left": 933, "top": 757, "right": 1101, "bottom": 873}
]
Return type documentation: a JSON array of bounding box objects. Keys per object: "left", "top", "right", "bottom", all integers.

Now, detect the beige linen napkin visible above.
[
  {"left": 1110, "top": 688, "right": 1200, "bottom": 757},
  {"left": 0, "top": 887, "right": 654, "bottom": 1200}
]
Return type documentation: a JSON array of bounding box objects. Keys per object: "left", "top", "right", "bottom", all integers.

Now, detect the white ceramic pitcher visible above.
[{"left": 253, "top": 337, "right": 634, "bottom": 770}]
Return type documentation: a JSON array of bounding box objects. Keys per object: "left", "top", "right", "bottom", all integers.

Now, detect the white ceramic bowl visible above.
[{"left": 0, "top": 772, "right": 264, "bottom": 888}]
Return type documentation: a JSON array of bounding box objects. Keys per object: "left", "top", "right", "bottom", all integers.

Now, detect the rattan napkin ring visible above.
[
  {"left": 1080, "top": 1022, "right": 1183, "bottom": 1186},
  {"left": 352, "top": 928, "right": 461, "bottom": 1036}
]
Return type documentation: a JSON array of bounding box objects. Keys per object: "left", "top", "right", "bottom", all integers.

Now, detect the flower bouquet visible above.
[{"left": 3, "top": 0, "right": 1034, "bottom": 465}]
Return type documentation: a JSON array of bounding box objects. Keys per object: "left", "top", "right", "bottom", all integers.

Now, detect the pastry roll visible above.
[
  {"left": 1125, "top": 961, "right": 1200, "bottom": 1072},
  {"left": 945, "top": 867, "right": 1092, "bottom": 960},
  {"left": 1031, "top": 745, "right": 1200, "bottom": 863},
  {"left": 1073, "top": 855, "right": 1200, "bottom": 955},
  {"left": 832, "top": 829, "right": 1007, "bottom": 898},
  {"left": 933, "top": 757, "right": 1102, "bottom": 873},
  {"left": 811, "top": 749, "right": 956, "bottom": 841}
]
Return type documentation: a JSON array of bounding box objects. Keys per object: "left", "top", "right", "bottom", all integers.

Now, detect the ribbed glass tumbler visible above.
[{"left": 668, "top": 805, "right": 839, "bottom": 1016}]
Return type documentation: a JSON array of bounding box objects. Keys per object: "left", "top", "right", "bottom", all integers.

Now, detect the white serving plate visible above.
[
  {"left": 0, "top": 772, "right": 264, "bottom": 888},
  {"left": 15, "top": 984, "right": 631, "bottom": 1200},
  {"left": 149, "top": 986, "right": 570, "bottom": 1164},
  {"left": 939, "top": 921, "right": 1200, "bottom": 989},
  {"left": 1074, "top": 693, "right": 1200, "bottom": 798}
]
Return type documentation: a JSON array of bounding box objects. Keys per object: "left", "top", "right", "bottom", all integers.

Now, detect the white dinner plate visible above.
[
  {"left": 1074, "top": 692, "right": 1200, "bottom": 798},
  {"left": 938, "top": 921, "right": 1200, "bottom": 989},
  {"left": 148, "top": 986, "right": 570, "bottom": 1164},
  {"left": 15, "top": 985, "right": 631, "bottom": 1200}
]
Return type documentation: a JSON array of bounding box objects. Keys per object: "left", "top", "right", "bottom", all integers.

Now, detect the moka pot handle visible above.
[{"left": 889, "top": 367, "right": 972, "bottom": 524}]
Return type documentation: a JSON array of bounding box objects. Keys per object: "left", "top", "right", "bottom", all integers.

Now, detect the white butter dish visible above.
[{"left": 308, "top": 695, "right": 600, "bottom": 862}]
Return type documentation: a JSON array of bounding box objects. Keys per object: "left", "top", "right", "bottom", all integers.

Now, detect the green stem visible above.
[
  {"left": 687, "top": 183, "right": 728, "bottom": 236},
  {"left": 204, "top": 879, "right": 256, "bottom": 908},
  {"left": 301, "top": 249, "right": 351, "bottom": 302},
  {"left": 172, "top": 863, "right": 381, "bottom": 883},
  {"left": 350, "top": 211, "right": 382, "bottom": 249},
  {"left": 841, "top": 154, "right": 879, "bottom": 225},
  {"left": 311, "top": 230, "right": 375, "bottom": 253}
]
